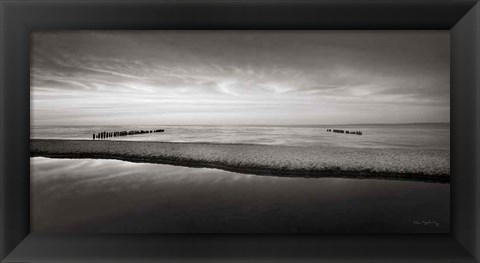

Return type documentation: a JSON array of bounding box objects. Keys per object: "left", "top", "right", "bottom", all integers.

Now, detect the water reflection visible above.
[{"left": 31, "top": 157, "right": 450, "bottom": 233}]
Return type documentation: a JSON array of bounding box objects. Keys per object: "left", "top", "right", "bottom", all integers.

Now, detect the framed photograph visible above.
[{"left": 1, "top": 0, "right": 479, "bottom": 262}]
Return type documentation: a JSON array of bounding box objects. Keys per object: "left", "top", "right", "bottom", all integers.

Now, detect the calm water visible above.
[
  {"left": 31, "top": 157, "right": 450, "bottom": 233},
  {"left": 32, "top": 123, "right": 450, "bottom": 150}
]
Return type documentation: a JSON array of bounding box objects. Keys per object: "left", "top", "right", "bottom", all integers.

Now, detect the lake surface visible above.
[
  {"left": 31, "top": 157, "right": 450, "bottom": 233},
  {"left": 32, "top": 123, "right": 450, "bottom": 150}
]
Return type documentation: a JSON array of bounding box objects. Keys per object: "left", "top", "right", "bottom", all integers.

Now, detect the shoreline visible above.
[{"left": 31, "top": 139, "right": 450, "bottom": 183}]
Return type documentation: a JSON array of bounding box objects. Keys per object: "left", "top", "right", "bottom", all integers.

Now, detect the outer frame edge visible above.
[{"left": 1, "top": 0, "right": 479, "bottom": 262}]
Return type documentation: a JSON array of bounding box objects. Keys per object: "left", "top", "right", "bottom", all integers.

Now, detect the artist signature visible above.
[{"left": 413, "top": 219, "right": 440, "bottom": 227}]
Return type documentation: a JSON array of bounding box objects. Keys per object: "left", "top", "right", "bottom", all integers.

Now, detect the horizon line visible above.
[{"left": 32, "top": 121, "right": 451, "bottom": 127}]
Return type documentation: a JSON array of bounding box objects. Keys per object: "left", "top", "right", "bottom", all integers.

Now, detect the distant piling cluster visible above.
[
  {"left": 327, "top": 129, "right": 363, "bottom": 135},
  {"left": 93, "top": 129, "right": 164, "bottom": 140}
]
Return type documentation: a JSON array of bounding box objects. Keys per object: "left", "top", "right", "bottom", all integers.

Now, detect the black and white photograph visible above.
[{"left": 30, "top": 30, "right": 450, "bottom": 233}]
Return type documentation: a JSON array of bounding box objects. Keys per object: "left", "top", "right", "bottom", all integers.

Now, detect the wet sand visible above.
[
  {"left": 31, "top": 139, "right": 450, "bottom": 183},
  {"left": 31, "top": 157, "right": 450, "bottom": 233}
]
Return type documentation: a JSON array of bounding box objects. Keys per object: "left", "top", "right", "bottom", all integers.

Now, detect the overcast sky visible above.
[{"left": 31, "top": 30, "right": 449, "bottom": 126}]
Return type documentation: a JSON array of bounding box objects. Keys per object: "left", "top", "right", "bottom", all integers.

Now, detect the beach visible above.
[
  {"left": 29, "top": 31, "right": 451, "bottom": 234},
  {"left": 31, "top": 138, "right": 449, "bottom": 183},
  {"left": 30, "top": 124, "right": 450, "bottom": 233}
]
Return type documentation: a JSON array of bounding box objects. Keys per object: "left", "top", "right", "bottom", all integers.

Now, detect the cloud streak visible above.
[{"left": 31, "top": 30, "right": 450, "bottom": 125}]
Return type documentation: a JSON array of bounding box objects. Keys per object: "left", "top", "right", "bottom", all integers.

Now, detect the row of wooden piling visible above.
[
  {"left": 93, "top": 129, "right": 164, "bottom": 140},
  {"left": 327, "top": 129, "right": 363, "bottom": 135}
]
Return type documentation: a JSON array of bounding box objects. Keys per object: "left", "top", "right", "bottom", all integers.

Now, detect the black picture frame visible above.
[{"left": 1, "top": 0, "right": 479, "bottom": 262}]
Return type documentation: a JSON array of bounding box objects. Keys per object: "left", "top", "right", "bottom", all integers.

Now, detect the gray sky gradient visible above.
[{"left": 31, "top": 30, "right": 450, "bottom": 125}]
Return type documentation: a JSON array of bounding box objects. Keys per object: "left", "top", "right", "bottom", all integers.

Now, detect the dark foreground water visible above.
[{"left": 31, "top": 157, "right": 450, "bottom": 233}]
